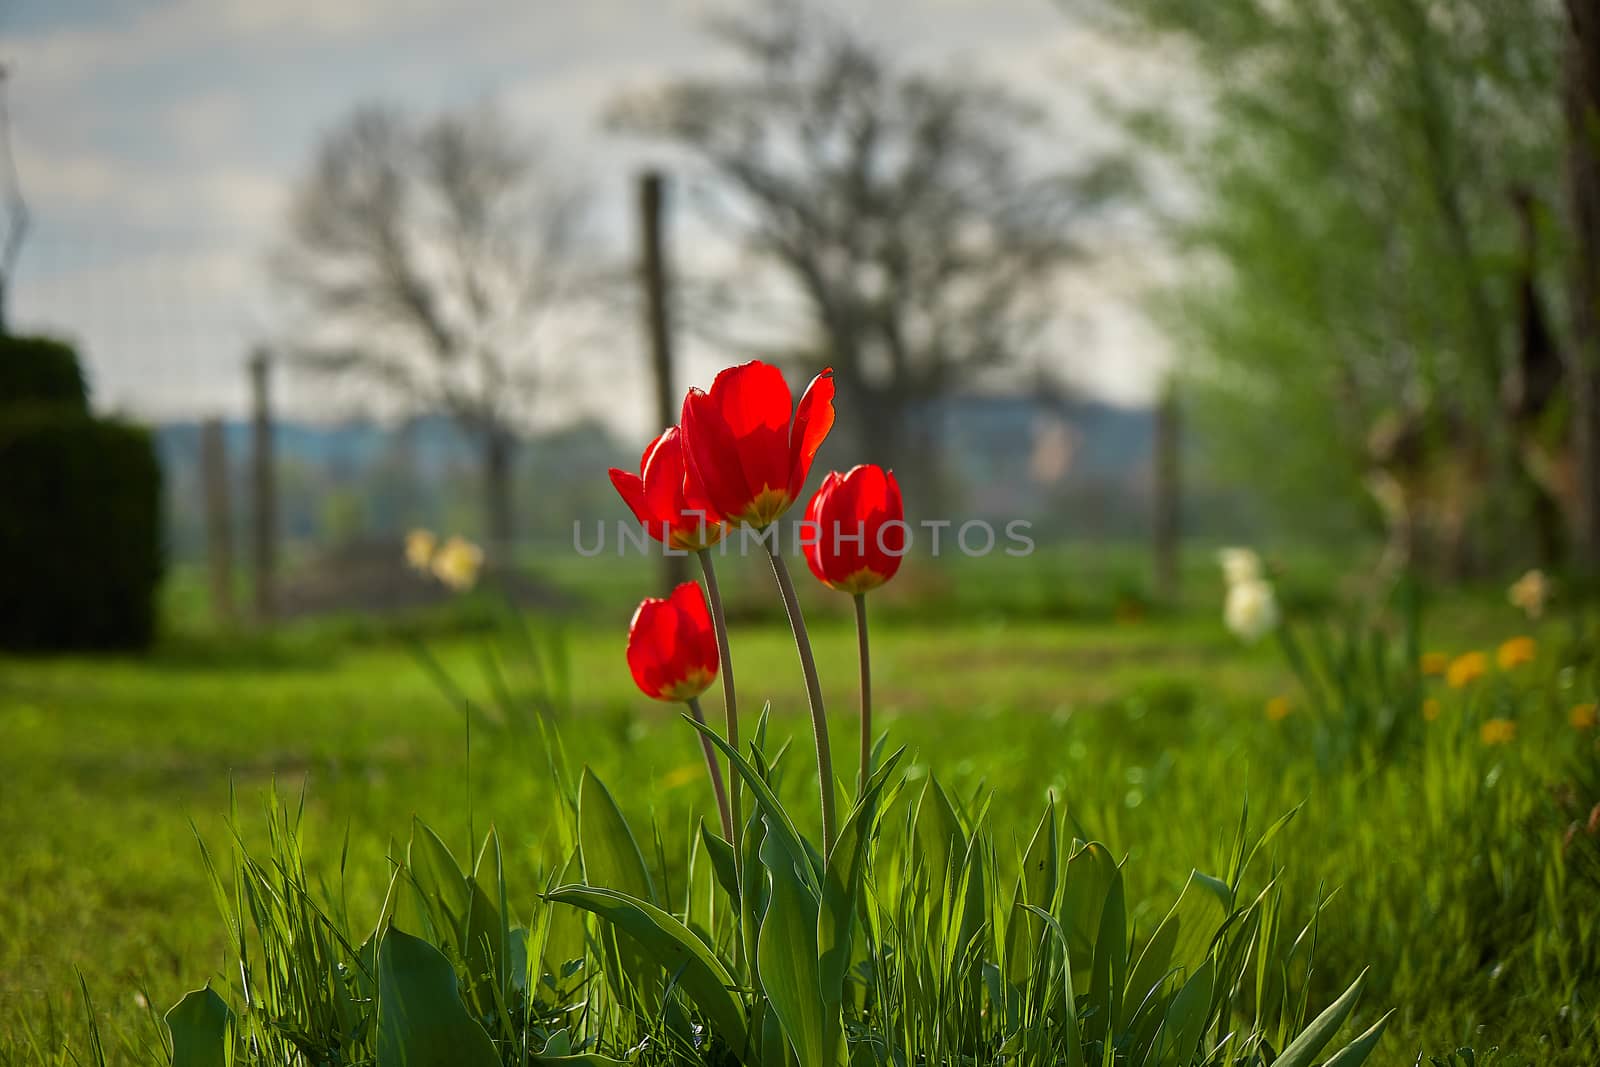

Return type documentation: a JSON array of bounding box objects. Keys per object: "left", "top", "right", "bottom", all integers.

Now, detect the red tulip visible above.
[
  {"left": 626, "top": 582, "right": 719, "bottom": 702},
  {"left": 681, "top": 360, "right": 835, "bottom": 528},
  {"left": 803, "top": 464, "right": 906, "bottom": 594},
  {"left": 609, "top": 427, "right": 724, "bottom": 551}
]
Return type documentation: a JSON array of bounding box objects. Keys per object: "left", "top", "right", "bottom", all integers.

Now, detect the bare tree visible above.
[
  {"left": 611, "top": 3, "right": 1127, "bottom": 511},
  {"left": 275, "top": 102, "right": 594, "bottom": 551}
]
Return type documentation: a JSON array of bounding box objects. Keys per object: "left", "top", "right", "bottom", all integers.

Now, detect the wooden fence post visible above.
[
  {"left": 201, "top": 417, "right": 235, "bottom": 624},
  {"left": 1152, "top": 382, "right": 1182, "bottom": 605},
  {"left": 639, "top": 169, "right": 688, "bottom": 590},
  {"left": 249, "top": 349, "right": 277, "bottom": 623}
]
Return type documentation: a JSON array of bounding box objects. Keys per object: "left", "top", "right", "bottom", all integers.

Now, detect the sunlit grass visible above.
[{"left": 1, "top": 560, "right": 1595, "bottom": 1063}]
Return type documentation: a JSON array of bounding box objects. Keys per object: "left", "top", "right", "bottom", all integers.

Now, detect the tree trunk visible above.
[
  {"left": 638, "top": 170, "right": 688, "bottom": 590},
  {"left": 1566, "top": 0, "right": 1600, "bottom": 571},
  {"left": 485, "top": 426, "right": 516, "bottom": 558},
  {"left": 853, "top": 388, "right": 940, "bottom": 518},
  {"left": 249, "top": 351, "right": 277, "bottom": 624}
]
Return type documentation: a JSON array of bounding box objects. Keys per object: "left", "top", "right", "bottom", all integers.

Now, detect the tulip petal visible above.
[
  {"left": 667, "top": 580, "right": 706, "bottom": 620},
  {"left": 608, "top": 468, "right": 652, "bottom": 527},
  {"left": 787, "top": 369, "right": 836, "bottom": 501},
  {"left": 802, "top": 471, "right": 844, "bottom": 587},
  {"left": 801, "top": 464, "right": 903, "bottom": 594},
  {"left": 866, "top": 467, "right": 905, "bottom": 584},
  {"left": 667, "top": 580, "right": 719, "bottom": 681},
  {"left": 627, "top": 584, "right": 719, "bottom": 702},
  {"left": 711, "top": 361, "right": 793, "bottom": 502},
  {"left": 626, "top": 597, "right": 674, "bottom": 699},
  {"left": 711, "top": 361, "right": 793, "bottom": 436},
  {"left": 827, "top": 465, "right": 873, "bottom": 585},
  {"left": 682, "top": 386, "right": 756, "bottom": 522},
  {"left": 640, "top": 429, "right": 690, "bottom": 540}
]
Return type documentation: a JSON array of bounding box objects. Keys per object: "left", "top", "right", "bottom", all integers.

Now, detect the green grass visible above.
[{"left": 1, "top": 549, "right": 1597, "bottom": 1063}]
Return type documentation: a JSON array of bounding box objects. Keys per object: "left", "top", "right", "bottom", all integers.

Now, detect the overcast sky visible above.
[{"left": 3, "top": 0, "right": 1179, "bottom": 434}]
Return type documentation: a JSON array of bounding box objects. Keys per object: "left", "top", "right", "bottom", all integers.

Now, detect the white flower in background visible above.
[
  {"left": 404, "top": 529, "right": 437, "bottom": 572},
  {"left": 431, "top": 535, "right": 485, "bottom": 592},
  {"left": 1217, "top": 547, "right": 1263, "bottom": 586},
  {"left": 1225, "top": 578, "right": 1279, "bottom": 643},
  {"left": 1508, "top": 568, "right": 1549, "bottom": 620}
]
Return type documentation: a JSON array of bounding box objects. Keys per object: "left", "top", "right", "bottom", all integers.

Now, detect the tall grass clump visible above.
[
  {"left": 136, "top": 362, "right": 1391, "bottom": 1067},
  {"left": 158, "top": 718, "right": 1388, "bottom": 1067}
]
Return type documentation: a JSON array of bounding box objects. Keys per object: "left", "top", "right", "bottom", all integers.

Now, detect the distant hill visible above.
[{"left": 153, "top": 394, "right": 1247, "bottom": 560}]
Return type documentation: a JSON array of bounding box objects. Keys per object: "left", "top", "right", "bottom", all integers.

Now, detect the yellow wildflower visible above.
[
  {"left": 1508, "top": 568, "right": 1549, "bottom": 620},
  {"left": 659, "top": 764, "right": 705, "bottom": 790},
  {"left": 1495, "top": 636, "right": 1537, "bottom": 671},
  {"left": 1265, "top": 695, "right": 1293, "bottom": 722},
  {"left": 1420, "top": 652, "right": 1449, "bottom": 677},
  {"left": 1446, "top": 651, "right": 1488, "bottom": 689},
  {"left": 1572, "top": 704, "right": 1598, "bottom": 731},
  {"left": 431, "top": 535, "right": 484, "bottom": 592},
  {"left": 1480, "top": 718, "right": 1517, "bottom": 746},
  {"left": 404, "top": 529, "right": 436, "bottom": 572},
  {"left": 1422, "top": 697, "right": 1441, "bottom": 722}
]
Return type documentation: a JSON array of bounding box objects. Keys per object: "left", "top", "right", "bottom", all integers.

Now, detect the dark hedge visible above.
[
  {"left": 0, "top": 334, "right": 89, "bottom": 414},
  {"left": 0, "top": 413, "right": 164, "bottom": 650}
]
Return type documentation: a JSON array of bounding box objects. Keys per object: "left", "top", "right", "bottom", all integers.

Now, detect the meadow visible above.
[{"left": 1, "top": 547, "right": 1596, "bottom": 1065}]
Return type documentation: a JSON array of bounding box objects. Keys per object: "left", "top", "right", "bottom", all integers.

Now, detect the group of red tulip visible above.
[{"left": 608, "top": 359, "right": 903, "bottom": 851}]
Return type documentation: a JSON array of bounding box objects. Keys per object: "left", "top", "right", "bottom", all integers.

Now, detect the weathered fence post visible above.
[
  {"left": 639, "top": 169, "right": 688, "bottom": 590},
  {"left": 201, "top": 417, "right": 235, "bottom": 625},
  {"left": 248, "top": 349, "right": 277, "bottom": 623},
  {"left": 1152, "top": 381, "right": 1182, "bottom": 605}
]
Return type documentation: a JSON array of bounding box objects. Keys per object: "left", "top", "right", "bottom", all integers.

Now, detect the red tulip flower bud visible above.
[
  {"left": 681, "top": 360, "right": 835, "bottom": 528},
  {"left": 626, "top": 582, "right": 719, "bottom": 702},
  {"left": 608, "top": 427, "right": 724, "bottom": 551},
  {"left": 803, "top": 465, "right": 906, "bottom": 594}
]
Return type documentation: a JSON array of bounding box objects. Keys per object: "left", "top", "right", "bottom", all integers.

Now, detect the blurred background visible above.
[
  {"left": 0, "top": 0, "right": 1286, "bottom": 637},
  {"left": 4, "top": 0, "right": 1579, "bottom": 631},
  {"left": 3, "top": 1, "right": 1597, "bottom": 1062}
]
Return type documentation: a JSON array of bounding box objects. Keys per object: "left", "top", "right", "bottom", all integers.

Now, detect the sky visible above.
[{"left": 2, "top": 0, "right": 1180, "bottom": 434}]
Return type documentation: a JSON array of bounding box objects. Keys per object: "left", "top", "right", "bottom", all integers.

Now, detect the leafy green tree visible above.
[{"left": 1086, "top": 0, "right": 1566, "bottom": 557}]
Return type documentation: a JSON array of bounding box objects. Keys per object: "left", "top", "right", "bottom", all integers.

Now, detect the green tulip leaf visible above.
[
  {"left": 375, "top": 926, "right": 501, "bottom": 1067},
  {"left": 1019, "top": 904, "right": 1085, "bottom": 1067},
  {"left": 699, "top": 817, "right": 741, "bottom": 901},
  {"left": 165, "top": 985, "right": 232, "bottom": 1067},
  {"left": 684, "top": 714, "right": 820, "bottom": 895},
  {"left": 819, "top": 748, "right": 904, "bottom": 1013},
  {"left": 1123, "top": 868, "right": 1231, "bottom": 1026},
  {"left": 579, "top": 769, "right": 657, "bottom": 905},
  {"left": 407, "top": 818, "right": 472, "bottom": 941},
  {"left": 1141, "top": 955, "right": 1214, "bottom": 1067},
  {"left": 1082, "top": 848, "right": 1127, "bottom": 1046},
  {"left": 1272, "top": 969, "right": 1370, "bottom": 1067},
  {"left": 546, "top": 883, "right": 749, "bottom": 1055},
  {"left": 1004, "top": 799, "right": 1059, "bottom": 988},
  {"left": 1320, "top": 1008, "right": 1395, "bottom": 1067},
  {"left": 757, "top": 819, "right": 839, "bottom": 1067},
  {"left": 914, "top": 776, "right": 965, "bottom": 907}
]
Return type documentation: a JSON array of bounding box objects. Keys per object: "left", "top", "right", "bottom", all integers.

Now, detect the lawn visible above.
[{"left": 1, "top": 550, "right": 1596, "bottom": 1064}]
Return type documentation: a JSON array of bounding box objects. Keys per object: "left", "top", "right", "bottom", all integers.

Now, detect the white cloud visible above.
[{"left": 5, "top": 0, "right": 1186, "bottom": 424}]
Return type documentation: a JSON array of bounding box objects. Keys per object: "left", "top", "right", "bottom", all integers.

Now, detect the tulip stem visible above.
[
  {"left": 766, "top": 544, "right": 838, "bottom": 855},
  {"left": 696, "top": 549, "right": 742, "bottom": 853},
  {"left": 685, "top": 696, "right": 733, "bottom": 844},
  {"left": 853, "top": 592, "right": 872, "bottom": 800}
]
